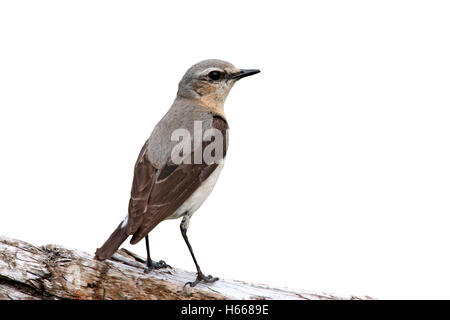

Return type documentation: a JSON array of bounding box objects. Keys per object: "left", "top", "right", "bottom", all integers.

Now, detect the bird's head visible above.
[{"left": 177, "top": 59, "right": 260, "bottom": 111}]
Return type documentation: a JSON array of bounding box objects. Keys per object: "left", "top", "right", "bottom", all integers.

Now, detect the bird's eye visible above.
[{"left": 208, "top": 71, "right": 222, "bottom": 81}]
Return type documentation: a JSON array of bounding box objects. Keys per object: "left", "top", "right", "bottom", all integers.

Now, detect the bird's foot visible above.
[
  {"left": 184, "top": 272, "right": 219, "bottom": 287},
  {"left": 144, "top": 260, "right": 171, "bottom": 273}
]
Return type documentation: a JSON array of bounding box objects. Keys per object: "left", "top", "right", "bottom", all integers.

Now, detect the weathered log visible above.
[{"left": 0, "top": 235, "right": 370, "bottom": 300}]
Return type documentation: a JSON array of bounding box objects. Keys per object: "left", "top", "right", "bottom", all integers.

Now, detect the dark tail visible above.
[{"left": 95, "top": 221, "right": 129, "bottom": 261}]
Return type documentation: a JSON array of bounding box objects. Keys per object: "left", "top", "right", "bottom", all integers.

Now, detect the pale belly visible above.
[{"left": 167, "top": 161, "right": 224, "bottom": 220}]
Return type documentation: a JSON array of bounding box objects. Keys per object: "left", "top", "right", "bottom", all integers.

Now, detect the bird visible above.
[{"left": 95, "top": 59, "right": 260, "bottom": 287}]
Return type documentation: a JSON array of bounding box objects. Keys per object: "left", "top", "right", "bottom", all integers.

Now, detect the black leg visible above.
[
  {"left": 144, "top": 235, "right": 170, "bottom": 273},
  {"left": 180, "top": 217, "right": 218, "bottom": 287},
  {"left": 145, "top": 235, "right": 151, "bottom": 268}
]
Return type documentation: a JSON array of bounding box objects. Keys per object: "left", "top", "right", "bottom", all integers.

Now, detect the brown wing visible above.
[
  {"left": 94, "top": 140, "right": 157, "bottom": 261},
  {"left": 128, "top": 116, "right": 228, "bottom": 244},
  {"left": 125, "top": 140, "right": 157, "bottom": 235}
]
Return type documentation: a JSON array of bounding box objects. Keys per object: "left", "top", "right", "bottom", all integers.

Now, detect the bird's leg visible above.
[
  {"left": 180, "top": 216, "right": 218, "bottom": 287},
  {"left": 144, "top": 235, "right": 170, "bottom": 273}
]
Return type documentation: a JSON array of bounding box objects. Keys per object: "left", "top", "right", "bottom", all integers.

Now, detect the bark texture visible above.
[{"left": 0, "top": 235, "right": 371, "bottom": 300}]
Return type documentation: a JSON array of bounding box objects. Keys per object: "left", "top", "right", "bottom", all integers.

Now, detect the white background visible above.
[{"left": 1, "top": 1, "right": 449, "bottom": 300}]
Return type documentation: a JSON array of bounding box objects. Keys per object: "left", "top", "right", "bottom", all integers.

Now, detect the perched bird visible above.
[{"left": 95, "top": 59, "right": 260, "bottom": 286}]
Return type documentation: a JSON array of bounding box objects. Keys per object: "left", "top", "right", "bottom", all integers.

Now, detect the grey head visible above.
[{"left": 176, "top": 59, "right": 260, "bottom": 107}]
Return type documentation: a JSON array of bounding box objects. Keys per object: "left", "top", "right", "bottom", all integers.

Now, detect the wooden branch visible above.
[{"left": 0, "top": 235, "right": 371, "bottom": 300}]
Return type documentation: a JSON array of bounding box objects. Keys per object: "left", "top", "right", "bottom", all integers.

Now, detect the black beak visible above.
[{"left": 232, "top": 69, "right": 261, "bottom": 80}]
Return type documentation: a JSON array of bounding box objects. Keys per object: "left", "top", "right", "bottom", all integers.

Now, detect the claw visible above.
[
  {"left": 144, "top": 259, "right": 171, "bottom": 273},
  {"left": 155, "top": 260, "right": 172, "bottom": 269},
  {"left": 184, "top": 272, "right": 219, "bottom": 287}
]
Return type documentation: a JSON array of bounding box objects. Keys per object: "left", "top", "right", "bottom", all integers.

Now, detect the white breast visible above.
[{"left": 168, "top": 161, "right": 225, "bottom": 220}]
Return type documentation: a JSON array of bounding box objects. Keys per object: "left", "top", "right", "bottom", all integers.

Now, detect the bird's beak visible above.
[{"left": 231, "top": 69, "right": 261, "bottom": 80}]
